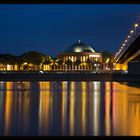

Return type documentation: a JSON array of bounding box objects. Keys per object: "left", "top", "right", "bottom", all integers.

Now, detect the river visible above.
[{"left": 0, "top": 81, "right": 140, "bottom": 136}]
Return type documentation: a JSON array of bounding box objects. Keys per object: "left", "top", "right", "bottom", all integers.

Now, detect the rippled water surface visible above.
[{"left": 0, "top": 81, "right": 140, "bottom": 136}]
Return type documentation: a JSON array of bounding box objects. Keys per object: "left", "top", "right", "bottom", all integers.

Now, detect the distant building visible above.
[
  {"left": 57, "top": 40, "right": 102, "bottom": 72},
  {"left": 0, "top": 41, "right": 103, "bottom": 72}
]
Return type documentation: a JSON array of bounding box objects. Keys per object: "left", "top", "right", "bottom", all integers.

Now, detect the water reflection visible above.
[
  {"left": 93, "top": 82, "right": 100, "bottom": 136},
  {"left": 4, "top": 82, "right": 13, "bottom": 135},
  {"left": 112, "top": 82, "right": 140, "bottom": 136},
  {"left": 0, "top": 81, "right": 140, "bottom": 135},
  {"left": 81, "top": 82, "right": 86, "bottom": 135},
  {"left": 39, "top": 82, "right": 50, "bottom": 135},
  {"left": 69, "top": 82, "right": 75, "bottom": 136},
  {"left": 61, "top": 82, "right": 67, "bottom": 135},
  {"left": 105, "top": 82, "right": 111, "bottom": 136},
  {"left": 0, "top": 82, "right": 32, "bottom": 135}
]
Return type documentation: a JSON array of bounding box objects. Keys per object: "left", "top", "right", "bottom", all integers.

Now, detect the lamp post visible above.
[
  {"left": 130, "top": 30, "right": 134, "bottom": 36},
  {"left": 106, "top": 58, "right": 110, "bottom": 70},
  {"left": 134, "top": 23, "right": 138, "bottom": 35},
  {"left": 127, "top": 35, "right": 130, "bottom": 44},
  {"left": 124, "top": 40, "right": 127, "bottom": 45},
  {"left": 128, "top": 35, "right": 130, "bottom": 39}
]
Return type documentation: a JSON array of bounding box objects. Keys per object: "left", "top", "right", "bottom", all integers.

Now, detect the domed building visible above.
[{"left": 57, "top": 40, "right": 102, "bottom": 71}]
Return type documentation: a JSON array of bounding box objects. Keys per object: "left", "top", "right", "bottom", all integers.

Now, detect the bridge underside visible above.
[
  {"left": 131, "top": 52, "right": 140, "bottom": 61},
  {"left": 117, "top": 33, "right": 140, "bottom": 63}
]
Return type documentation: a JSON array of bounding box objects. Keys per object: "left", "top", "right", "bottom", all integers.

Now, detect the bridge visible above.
[{"left": 114, "top": 22, "right": 140, "bottom": 73}]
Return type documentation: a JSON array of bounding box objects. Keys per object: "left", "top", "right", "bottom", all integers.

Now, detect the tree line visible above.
[{"left": 0, "top": 50, "right": 113, "bottom": 70}]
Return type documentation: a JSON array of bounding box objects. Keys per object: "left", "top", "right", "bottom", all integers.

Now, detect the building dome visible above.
[{"left": 64, "top": 40, "right": 95, "bottom": 53}]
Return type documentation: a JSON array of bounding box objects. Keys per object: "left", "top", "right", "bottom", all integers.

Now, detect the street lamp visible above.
[
  {"left": 106, "top": 58, "right": 110, "bottom": 70},
  {"left": 134, "top": 23, "right": 139, "bottom": 34},
  {"left": 122, "top": 43, "right": 125, "bottom": 46},
  {"left": 134, "top": 23, "right": 138, "bottom": 28},
  {"left": 127, "top": 35, "right": 131, "bottom": 44},
  {"left": 106, "top": 58, "right": 109, "bottom": 63},
  {"left": 130, "top": 30, "right": 134, "bottom": 34},
  {"left": 130, "top": 30, "right": 134, "bottom": 38}
]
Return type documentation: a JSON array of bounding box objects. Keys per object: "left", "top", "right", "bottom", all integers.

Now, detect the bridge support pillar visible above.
[{"left": 128, "top": 62, "right": 140, "bottom": 75}]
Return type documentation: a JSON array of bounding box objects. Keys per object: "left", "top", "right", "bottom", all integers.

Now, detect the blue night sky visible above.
[{"left": 0, "top": 4, "right": 140, "bottom": 57}]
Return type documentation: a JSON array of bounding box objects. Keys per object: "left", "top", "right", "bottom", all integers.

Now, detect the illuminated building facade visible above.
[
  {"left": 57, "top": 40, "right": 102, "bottom": 71},
  {"left": 0, "top": 41, "right": 103, "bottom": 72}
]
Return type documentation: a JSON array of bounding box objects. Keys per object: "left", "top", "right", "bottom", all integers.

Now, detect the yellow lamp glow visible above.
[{"left": 134, "top": 23, "right": 138, "bottom": 28}]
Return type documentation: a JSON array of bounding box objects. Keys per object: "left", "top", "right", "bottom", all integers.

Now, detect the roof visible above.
[{"left": 64, "top": 40, "right": 95, "bottom": 53}]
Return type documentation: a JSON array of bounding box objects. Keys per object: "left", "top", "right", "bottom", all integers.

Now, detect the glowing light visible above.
[
  {"left": 39, "top": 71, "right": 44, "bottom": 74},
  {"left": 14, "top": 64, "right": 18, "bottom": 70},
  {"left": 106, "top": 58, "right": 110, "bottom": 63},
  {"left": 71, "top": 56, "right": 74, "bottom": 62},
  {"left": 128, "top": 36, "right": 130, "bottom": 38},
  {"left": 122, "top": 64, "right": 128, "bottom": 71},
  {"left": 23, "top": 62, "right": 27, "bottom": 65},
  {"left": 122, "top": 44, "right": 125, "bottom": 46},
  {"left": 89, "top": 54, "right": 100, "bottom": 58},
  {"left": 134, "top": 23, "right": 138, "bottom": 28},
  {"left": 130, "top": 30, "right": 134, "bottom": 34},
  {"left": 75, "top": 47, "right": 82, "bottom": 52},
  {"left": 7, "top": 65, "right": 13, "bottom": 70},
  {"left": 115, "top": 63, "right": 121, "bottom": 70},
  {"left": 125, "top": 40, "right": 127, "bottom": 43}
]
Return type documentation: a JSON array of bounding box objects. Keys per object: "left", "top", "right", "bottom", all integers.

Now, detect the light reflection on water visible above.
[{"left": 0, "top": 81, "right": 140, "bottom": 136}]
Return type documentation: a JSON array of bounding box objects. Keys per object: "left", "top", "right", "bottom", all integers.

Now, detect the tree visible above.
[
  {"left": 86, "top": 58, "right": 92, "bottom": 69},
  {"left": 43, "top": 57, "right": 52, "bottom": 65},
  {"left": 42, "top": 56, "right": 53, "bottom": 70},
  {"left": 74, "top": 58, "right": 81, "bottom": 70},
  {"left": 50, "top": 57, "right": 58, "bottom": 70},
  {"left": 0, "top": 54, "right": 18, "bottom": 70},
  {"left": 0, "top": 58, "right": 6, "bottom": 70},
  {"left": 102, "top": 51, "right": 113, "bottom": 70},
  {"left": 0, "top": 57, "right": 6, "bottom": 64},
  {"left": 65, "top": 59, "right": 72, "bottom": 70},
  {"left": 0, "top": 51, "right": 51, "bottom": 70},
  {"left": 0, "top": 54, "right": 17, "bottom": 64},
  {"left": 20, "top": 51, "right": 46, "bottom": 70},
  {"left": 57, "top": 59, "right": 63, "bottom": 70},
  {"left": 102, "top": 51, "right": 113, "bottom": 63}
]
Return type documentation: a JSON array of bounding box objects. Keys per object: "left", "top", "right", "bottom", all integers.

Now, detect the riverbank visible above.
[{"left": 0, "top": 71, "right": 140, "bottom": 82}]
